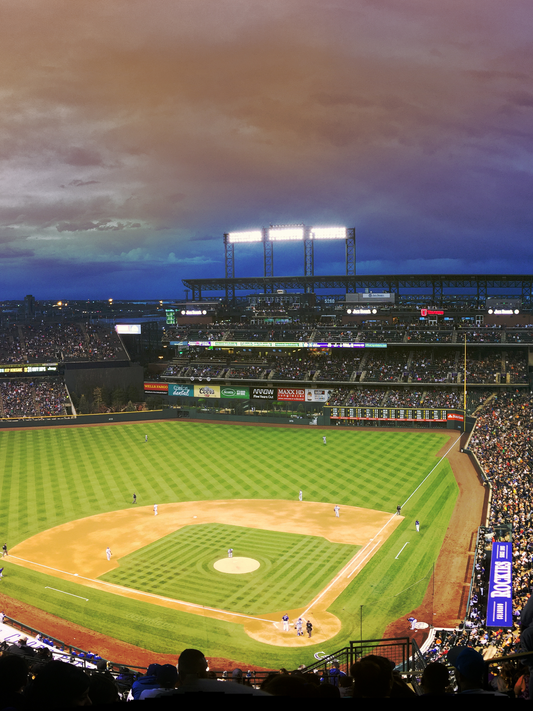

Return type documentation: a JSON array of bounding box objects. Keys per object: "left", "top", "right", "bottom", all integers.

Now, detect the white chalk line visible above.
[
  {"left": 10, "top": 555, "right": 273, "bottom": 624},
  {"left": 45, "top": 586, "right": 88, "bottom": 601},
  {"left": 305, "top": 433, "right": 462, "bottom": 613},
  {"left": 395, "top": 542, "right": 409, "bottom": 559},
  {"left": 303, "top": 511, "right": 402, "bottom": 615},
  {"left": 401, "top": 433, "right": 461, "bottom": 510}
]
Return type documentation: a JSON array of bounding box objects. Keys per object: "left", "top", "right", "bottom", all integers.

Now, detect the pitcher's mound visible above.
[{"left": 214, "top": 557, "right": 260, "bottom": 574}]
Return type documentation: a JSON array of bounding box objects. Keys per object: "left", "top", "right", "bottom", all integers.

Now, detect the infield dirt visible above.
[{"left": 10, "top": 499, "right": 403, "bottom": 647}]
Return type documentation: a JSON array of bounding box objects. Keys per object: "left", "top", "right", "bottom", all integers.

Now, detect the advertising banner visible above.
[
  {"left": 487, "top": 541, "right": 513, "bottom": 627},
  {"left": 305, "top": 388, "right": 332, "bottom": 402},
  {"left": 144, "top": 382, "right": 168, "bottom": 393},
  {"left": 186, "top": 340, "right": 387, "bottom": 350},
  {"left": 277, "top": 387, "right": 306, "bottom": 402},
  {"left": 194, "top": 384, "right": 220, "bottom": 398},
  {"left": 250, "top": 387, "right": 276, "bottom": 400},
  {"left": 447, "top": 412, "right": 464, "bottom": 422},
  {"left": 220, "top": 386, "right": 249, "bottom": 399},
  {"left": 169, "top": 384, "right": 194, "bottom": 397}
]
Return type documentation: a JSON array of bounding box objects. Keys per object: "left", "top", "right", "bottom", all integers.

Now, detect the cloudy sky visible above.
[{"left": 2, "top": 0, "right": 532, "bottom": 299}]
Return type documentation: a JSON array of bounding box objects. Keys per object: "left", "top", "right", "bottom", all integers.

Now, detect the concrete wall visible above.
[{"left": 64, "top": 362, "right": 144, "bottom": 397}]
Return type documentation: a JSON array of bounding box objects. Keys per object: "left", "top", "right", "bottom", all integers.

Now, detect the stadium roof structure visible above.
[{"left": 182, "top": 274, "right": 533, "bottom": 304}]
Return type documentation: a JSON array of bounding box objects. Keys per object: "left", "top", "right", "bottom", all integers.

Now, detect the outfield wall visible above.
[
  {"left": 0, "top": 408, "right": 324, "bottom": 429},
  {"left": 183, "top": 410, "right": 316, "bottom": 425},
  {"left": 0, "top": 409, "right": 174, "bottom": 429}
]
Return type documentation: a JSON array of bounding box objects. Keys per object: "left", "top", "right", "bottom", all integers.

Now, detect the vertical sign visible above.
[{"left": 487, "top": 541, "right": 513, "bottom": 627}]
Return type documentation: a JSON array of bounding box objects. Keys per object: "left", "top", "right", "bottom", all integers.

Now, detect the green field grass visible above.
[
  {"left": 0, "top": 421, "right": 459, "bottom": 666},
  {"left": 101, "top": 523, "right": 359, "bottom": 614}
]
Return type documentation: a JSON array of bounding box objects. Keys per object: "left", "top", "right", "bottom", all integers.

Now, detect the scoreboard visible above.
[
  {"left": 0, "top": 363, "right": 58, "bottom": 377},
  {"left": 327, "top": 406, "right": 464, "bottom": 422}
]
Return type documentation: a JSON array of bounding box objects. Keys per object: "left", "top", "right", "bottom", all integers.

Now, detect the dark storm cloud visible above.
[{"left": 0, "top": 0, "right": 532, "bottom": 297}]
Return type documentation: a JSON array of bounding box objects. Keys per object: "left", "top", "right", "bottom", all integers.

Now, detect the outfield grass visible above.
[
  {"left": 100, "top": 523, "right": 359, "bottom": 614},
  {"left": 0, "top": 422, "right": 458, "bottom": 666}
]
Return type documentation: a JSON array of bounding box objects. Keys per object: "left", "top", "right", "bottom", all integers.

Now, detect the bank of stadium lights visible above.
[
  {"left": 269, "top": 226, "right": 304, "bottom": 241},
  {"left": 227, "top": 225, "right": 347, "bottom": 242},
  {"left": 227, "top": 230, "right": 262, "bottom": 243},
  {"left": 310, "top": 227, "right": 347, "bottom": 240}
]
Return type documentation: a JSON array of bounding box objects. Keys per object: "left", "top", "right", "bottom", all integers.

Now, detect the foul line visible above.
[
  {"left": 45, "top": 587, "right": 88, "bottom": 601},
  {"left": 10, "top": 555, "right": 273, "bottom": 624},
  {"left": 302, "top": 434, "right": 461, "bottom": 617},
  {"left": 346, "top": 539, "right": 382, "bottom": 579},
  {"left": 401, "top": 433, "right": 461, "bottom": 510},
  {"left": 304, "top": 511, "right": 400, "bottom": 615},
  {"left": 393, "top": 574, "right": 431, "bottom": 598}
]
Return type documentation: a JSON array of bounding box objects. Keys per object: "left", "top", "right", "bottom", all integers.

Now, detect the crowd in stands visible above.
[
  {"left": 269, "top": 355, "right": 313, "bottom": 380},
  {"left": 505, "top": 352, "right": 529, "bottom": 383},
  {"left": 405, "top": 328, "right": 454, "bottom": 343},
  {"left": 164, "top": 321, "right": 533, "bottom": 346},
  {"left": 342, "top": 388, "right": 386, "bottom": 407},
  {"left": 226, "top": 365, "right": 265, "bottom": 379},
  {"left": 0, "top": 326, "right": 24, "bottom": 364},
  {"left": 363, "top": 352, "right": 408, "bottom": 382},
  {"left": 1, "top": 622, "right": 530, "bottom": 699},
  {"left": 313, "top": 357, "right": 360, "bottom": 381},
  {"left": 326, "top": 387, "right": 467, "bottom": 411},
  {"left": 162, "top": 347, "right": 527, "bottom": 387},
  {"left": 0, "top": 324, "right": 127, "bottom": 363},
  {"left": 506, "top": 330, "right": 533, "bottom": 343},
  {"left": 185, "top": 363, "right": 226, "bottom": 379},
  {"left": 406, "top": 349, "right": 458, "bottom": 382},
  {"left": 0, "top": 379, "right": 70, "bottom": 418},
  {"left": 421, "top": 389, "right": 533, "bottom": 697},
  {"left": 462, "top": 353, "right": 504, "bottom": 384}
]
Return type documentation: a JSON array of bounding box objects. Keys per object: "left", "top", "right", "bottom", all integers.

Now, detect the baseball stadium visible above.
[{"left": 0, "top": 231, "right": 532, "bottom": 696}]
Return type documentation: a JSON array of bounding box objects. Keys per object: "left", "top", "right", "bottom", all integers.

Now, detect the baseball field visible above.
[{"left": 0, "top": 420, "right": 460, "bottom": 668}]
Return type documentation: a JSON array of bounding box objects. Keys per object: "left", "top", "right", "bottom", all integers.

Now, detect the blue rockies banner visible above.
[{"left": 487, "top": 541, "right": 513, "bottom": 627}]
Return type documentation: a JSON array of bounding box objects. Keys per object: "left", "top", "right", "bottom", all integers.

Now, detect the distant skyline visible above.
[{"left": 1, "top": 1, "right": 532, "bottom": 299}]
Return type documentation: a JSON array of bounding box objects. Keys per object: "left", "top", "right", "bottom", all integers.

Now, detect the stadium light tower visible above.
[{"left": 224, "top": 224, "right": 356, "bottom": 298}]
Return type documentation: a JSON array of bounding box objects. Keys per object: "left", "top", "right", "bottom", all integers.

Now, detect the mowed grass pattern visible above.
[
  {"left": 0, "top": 421, "right": 459, "bottom": 664},
  {"left": 0, "top": 423, "right": 450, "bottom": 546},
  {"left": 101, "top": 523, "right": 359, "bottom": 614}
]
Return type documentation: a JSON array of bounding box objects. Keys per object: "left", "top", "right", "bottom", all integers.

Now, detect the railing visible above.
[
  {"left": 482, "top": 649, "right": 533, "bottom": 690},
  {"left": 301, "top": 637, "right": 412, "bottom": 681},
  {"left": 2, "top": 615, "right": 146, "bottom": 675}
]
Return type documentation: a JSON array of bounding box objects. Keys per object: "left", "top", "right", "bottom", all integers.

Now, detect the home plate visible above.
[{"left": 214, "top": 557, "right": 260, "bottom": 574}]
